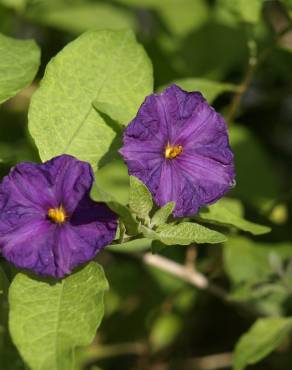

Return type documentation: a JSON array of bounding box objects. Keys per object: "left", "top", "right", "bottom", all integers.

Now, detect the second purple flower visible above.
[{"left": 120, "top": 84, "right": 235, "bottom": 217}]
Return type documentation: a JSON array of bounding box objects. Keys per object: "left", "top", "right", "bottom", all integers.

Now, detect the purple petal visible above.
[
  {"left": 0, "top": 219, "right": 57, "bottom": 277},
  {"left": 120, "top": 84, "right": 235, "bottom": 217},
  {"left": 0, "top": 154, "right": 118, "bottom": 278}
]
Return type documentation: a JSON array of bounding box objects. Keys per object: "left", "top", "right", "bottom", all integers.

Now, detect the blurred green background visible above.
[{"left": 1, "top": 1, "right": 292, "bottom": 369}]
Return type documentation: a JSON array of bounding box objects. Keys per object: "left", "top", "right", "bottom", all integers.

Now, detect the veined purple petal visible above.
[
  {"left": 0, "top": 154, "right": 117, "bottom": 278},
  {"left": 120, "top": 84, "right": 235, "bottom": 217}
]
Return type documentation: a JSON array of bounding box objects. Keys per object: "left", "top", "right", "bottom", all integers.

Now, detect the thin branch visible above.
[
  {"left": 226, "top": 25, "right": 292, "bottom": 124},
  {"left": 143, "top": 253, "right": 227, "bottom": 301},
  {"left": 183, "top": 352, "right": 232, "bottom": 370},
  {"left": 185, "top": 245, "right": 197, "bottom": 270}
]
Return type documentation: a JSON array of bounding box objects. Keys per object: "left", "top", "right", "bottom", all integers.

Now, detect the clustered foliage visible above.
[{"left": 0, "top": 1, "right": 292, "bottom": 370}]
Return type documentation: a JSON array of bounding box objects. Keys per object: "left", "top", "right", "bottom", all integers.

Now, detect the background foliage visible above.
[{"left": 1, "top": 1, "right": 292, "bottom": 370}]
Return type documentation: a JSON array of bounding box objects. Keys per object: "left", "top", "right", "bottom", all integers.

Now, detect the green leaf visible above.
[
  {"left": 216, "top": 0, "right": 264, "bottom": 24},
  {"left": 28, "top": 29, "right": 153, "bottom": 168},
  {"left": 233, "top": 317, "right": 292, "bottom": 370},
  {"left": 236, "top": 0, "right": 264, "bottom": 23},
  {"left": 150, "top": 312, "right": 182, "bottom": 351},
  {"left": 94, "top": 160, "right": 130, "bottom": 205},
  {"left": 230, "top": 126, "right": 281, "bottom": 211},
  {"left": 9, "top": 262, "right": 108, "bottom": 370},
  {"left": 151, "top": 202, "right": 175, "bottom": 227},
  {"left": 0, "top": 33, "right": 40, "bottom": 104},
  {"left": 27, "top": 3, "right": 136, "bottom": 34},
  {"left": 198, "top": 198, "right": 271, "bottom": 235},
  {"left": 115, "top": 0, "right": 208, "bottom": 36},
  {"left": 223, "top": 236, "right": 292, "bottom": 284},
  {"left": 108, "top": 238, "right": 152, "bottom": 253},
  {"left": 129, "top": 176, "right": 153, "bottom": 221},
  {"left": 156, "top": 222, "right": 227, "bottom": 245},
  {"left": 92, "top": 182, "right": 138, "bottom": 235},
  {"left": 160, "top": 78, "right": 237, "bottom": 103},
  {"left": 0, "top": 0, "right": 26, "bottom": 11}
]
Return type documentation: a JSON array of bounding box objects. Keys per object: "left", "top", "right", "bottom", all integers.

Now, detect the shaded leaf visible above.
[
  {"left": 27, "top": 2, "right": 136, "bottom": 34},
  {"left": 160, "top": 78, "right": 237, "bottom": 103},
  {"left": 91, "top": 182, "right": 138, "bottom": 235},
  {"left": 230, "top": 125, "right": 280, "bottom": 210},
  {"left": 233, "top": 317, "right": 292, "bottom": 370},
  {"left": 0, "top": 33, "right": 40, "bottom": 104},
  {"left": 224, "top": 236, "right": 292, "bottom": 284}
]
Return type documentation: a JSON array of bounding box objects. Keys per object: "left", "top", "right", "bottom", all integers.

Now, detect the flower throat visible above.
[
  {"left": 47, "top": 205, "right": 67, "bottom": 224},
  {"left": 165, "top": 143, "right": 183, "bottom": 159}
]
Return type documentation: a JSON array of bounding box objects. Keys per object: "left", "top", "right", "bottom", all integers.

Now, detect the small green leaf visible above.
[
  {"left": 9, "top": 262, "right": 108, "bottom": 370},
  {"left": 150, "top": 313, "right": 182, "bottom": 351},
  {"left": 129, "top": 176, "right": 153, "bottom": 221},
  {"left": 108, "top": 238, "right": 152, "bottom": 253},
  {"left": 160, "top": 78, "right": 237, "bottom": 103},
  {"left": 236, "top": 0, "right": 264, "bottom": 23},
  {"left": 151, "top": 202, "right": 175, "bottom": 227},
  {"left": 156, "top": 222, "right": 227, "bottom": 245},
  {"left": 233, "top": 317, "right": 292, "bottom": 370},
  {"left": 198, "top": 198, "right": 271, "bottom": 235},
  {"left": 29, "top": 29, "right": 153, "bottom": 168},
  {"left": 217, "top": 0, "right": 264, "bottom": 24},
  {"left": 0, "top": 32, "right": 40, "bottom": 104},
  {"left": 223, "top": 236, "right": 292, "bottom": 285},
  {"left": 91, "top": 183, "right": 138, "bottom": 235},
  {"left": 139, "top": 225, "right": 160, "bottom": 240}
]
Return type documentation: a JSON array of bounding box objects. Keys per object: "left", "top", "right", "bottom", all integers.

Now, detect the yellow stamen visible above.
[
  {"left": 165, "top": 143, "right": 183, "bottom": 159},
  {"left": 47, "top": 205, "right": 67, "bottom": 224}
]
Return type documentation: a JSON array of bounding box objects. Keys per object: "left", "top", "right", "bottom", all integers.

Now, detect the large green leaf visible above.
[
  {"left": 233, "top": 317, "right": 292, "bottom": 370},
  {"left": 0, "top": 33, "right": 40, "bottom": 104},
  {"left": 154, "top": 222, "right": 227, "bottom": 245},
  {"left": 160, "top": 78, "right": 237, "bottom": 103},
  {"left": 27, "top": 2, "right": 136, "bottom": 34},
  {"left": 9, "top": 262, "right": 108, "bottom": 370},
  {"left": 28, "top": 29, "right": 153, "bottom": 168},
  {"left": 129, "top": 176, "right": 153, "bottom": 221},
  {"left": 198, "top": 198, "right": 271, "bottom": 235}
]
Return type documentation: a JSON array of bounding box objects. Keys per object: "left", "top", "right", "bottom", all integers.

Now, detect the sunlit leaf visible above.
[
  {"left": 9, "top": 262, "right": 108, "bottom": 370},
  {"left": 29, "top": 29, "right": 153, "bottom": 168},
  {"left": 198, "top": 198, "right": 271, "bottom": 235},
  {"left": 129, "top": 176, "right": 153, "bottom": 221}
]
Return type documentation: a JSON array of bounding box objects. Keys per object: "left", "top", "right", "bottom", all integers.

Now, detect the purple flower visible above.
[
  {"left": 0, "top": 155, "right": 117, "bottom": 278},
  {"left": 120, "top": 84, "right": 235, "bottom": 217}
]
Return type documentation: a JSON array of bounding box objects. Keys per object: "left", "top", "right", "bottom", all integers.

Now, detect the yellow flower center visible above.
[
  {"left": 47, "top": 205, "right": 67, "bottom": 224},
  {"left": 165, "top": 143, "right": 183, "bottom": 159}
]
